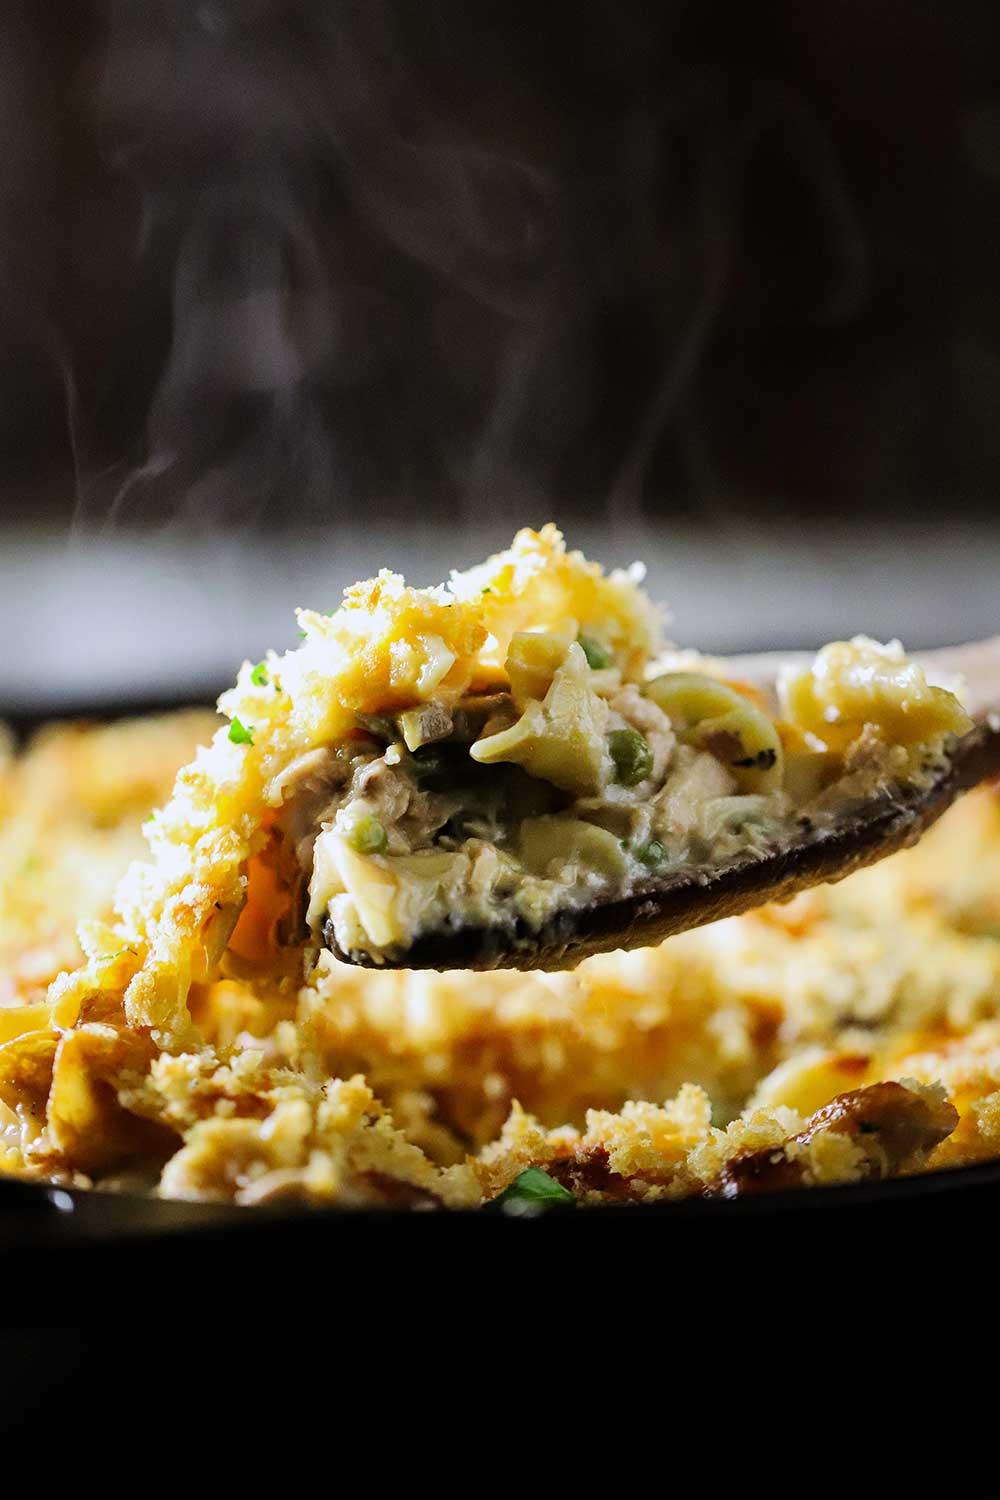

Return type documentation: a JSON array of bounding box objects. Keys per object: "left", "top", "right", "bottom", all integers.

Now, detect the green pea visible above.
[
  {"left": 577, "top": 633, "right": 611, "bottom": 671},
  {"left": 347, "top": 813, "right": 388, "bottom": 855},
  {"left": 609, "top": 728, "right": 653, "bottom": 786},
  {"left": 636, "top": 839, "right": 667, "bottom": 868}
]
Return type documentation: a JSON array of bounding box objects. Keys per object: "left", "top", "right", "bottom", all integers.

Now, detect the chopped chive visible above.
[
  {"left": 250, "top": 661, "right": 269, "bottom": 687},
  {"left": 99, "top": 946, "right": 136, "bottom": 966},
  {"left": 497, "top": 1167, "right": 575, "bottom": 1209},
  {"left": 577, "top": 632, "right": 611, "bottom": 671},
  {"left": 609, "top": 728, "right": 653, "bottom": 786},
  {"left": 228, "top": 717, "right": 254, "bottom": 746}
]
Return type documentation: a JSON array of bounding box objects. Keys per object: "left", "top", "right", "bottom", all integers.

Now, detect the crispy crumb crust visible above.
[
  {"left": 0, "top": 536, "right": 996, "bottom": 1206},
  {"left": 37, "top": 526, "right": 664, "bottom": 1055},
  {"left": 1, "top": 708, "right": 1000, "bottom": 1200},
  {"left": 3, "top": 744, "right": 1000, "bottom": 1205},
  {"left": 0, "top": 711, "right": 218, "bottom": 1012}
]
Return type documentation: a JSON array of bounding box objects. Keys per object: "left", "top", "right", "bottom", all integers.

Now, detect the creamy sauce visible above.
[{"left": 296, "top": 639, "right": 965, "bottom": 964}]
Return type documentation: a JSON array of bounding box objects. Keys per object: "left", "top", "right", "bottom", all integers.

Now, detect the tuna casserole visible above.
[
  {"left": 0, "top": 526, "right": 996, "bottom": 1209},
  {"left": 96, "top": 522, "right": 966, "bottom": 973}
]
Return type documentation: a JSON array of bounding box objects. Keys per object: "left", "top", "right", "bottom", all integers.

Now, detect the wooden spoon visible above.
[{"left": 327, "top": 639, "right": 1000, "bottom": 972}]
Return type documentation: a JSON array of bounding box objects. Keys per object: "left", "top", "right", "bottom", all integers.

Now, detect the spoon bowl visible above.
[{"left": 328, "top": 640, "right": 1000, "bottom": 972}]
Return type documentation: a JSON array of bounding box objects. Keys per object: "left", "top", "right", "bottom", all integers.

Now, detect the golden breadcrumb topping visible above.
[{"left": 0, "top": 529, "right": 991, "bottom": 1208}]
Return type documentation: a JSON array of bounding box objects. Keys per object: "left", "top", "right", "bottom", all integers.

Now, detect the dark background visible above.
[
  {"left": 0, "top": 2, "right": 998, "bottom": 711},
  {"left": 2, "top": 0, "right": 998, "bottom": 532}
]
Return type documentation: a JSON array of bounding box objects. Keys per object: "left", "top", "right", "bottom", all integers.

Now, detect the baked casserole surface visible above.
[{"left": 0, "top": 528, "right": 994, "bottom": 1208}]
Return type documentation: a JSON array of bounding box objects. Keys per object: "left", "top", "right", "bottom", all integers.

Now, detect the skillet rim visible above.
[{"left": 4, "top": 1152, "right": 1000, "bottom": 1248}]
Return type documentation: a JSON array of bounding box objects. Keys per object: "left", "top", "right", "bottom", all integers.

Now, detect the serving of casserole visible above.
[{"left": 1, "top": 526, "right": 996, "bottom": 1211}]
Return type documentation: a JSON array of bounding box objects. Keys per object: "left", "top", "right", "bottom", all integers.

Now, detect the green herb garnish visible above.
[
  {"left": 577, "top": 633, "right": 611, "bottom": 671},
  {"left": 228, "top": 717, "right": 254, "bottom": 746},
  {"left": 250, "top": 662, "right": 269, "bottom": 688},
  {"left": 100, "top": 946, "right": 136, "bottom": 966},
  {"left": 497, "top": 1167, "right": 575, "bottom": 1210},
  {"left": 609, "top": 728, "right": 653, "bottom": 786}
]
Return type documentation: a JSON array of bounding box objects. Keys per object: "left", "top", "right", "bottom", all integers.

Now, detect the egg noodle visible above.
[{"left": 0, "top": 528, "right": 994, "bottom": 1207}]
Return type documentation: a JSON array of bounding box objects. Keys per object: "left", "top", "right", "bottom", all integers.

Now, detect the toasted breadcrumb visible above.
[
  {"left": 0, "top": 537, "right": 998, "bottom": 1208},
  {"left": 3, "top": 716, "right": 999, "bottom": 1206}
]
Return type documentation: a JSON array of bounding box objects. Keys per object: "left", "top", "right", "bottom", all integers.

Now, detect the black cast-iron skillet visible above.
[{"left": 3, "top": 673, "right": 999, "bottom": 1311}]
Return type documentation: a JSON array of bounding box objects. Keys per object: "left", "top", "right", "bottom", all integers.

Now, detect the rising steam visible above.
[{"left": 59, "top": 1, "right": 868, "bottom": 533}]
